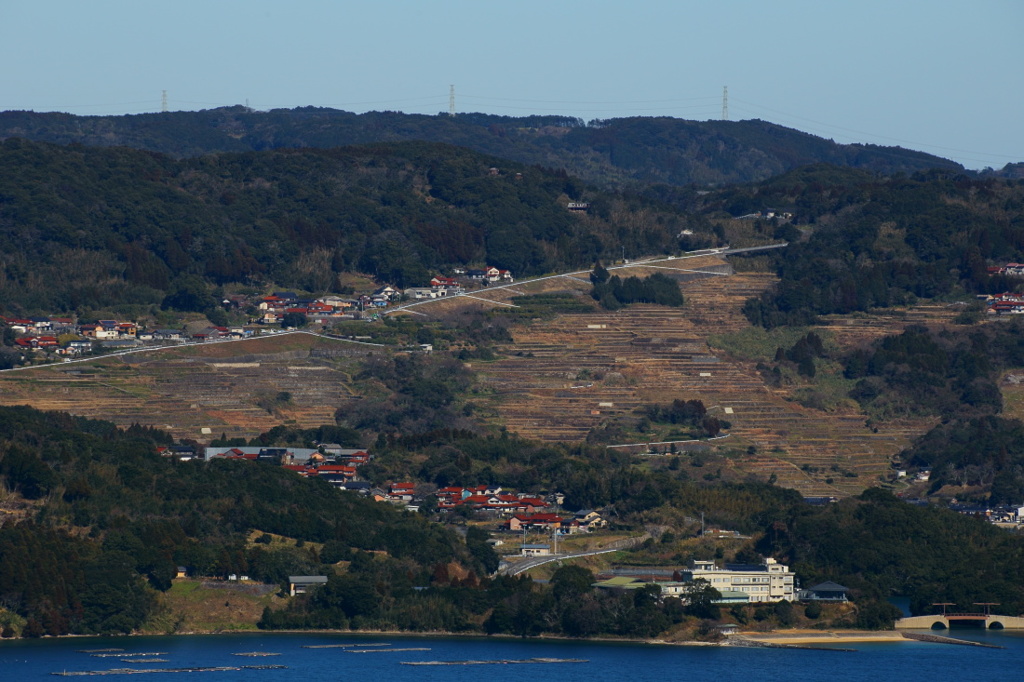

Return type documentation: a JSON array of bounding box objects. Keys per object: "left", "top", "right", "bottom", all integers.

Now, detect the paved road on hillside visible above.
[
  {"left": 1, "top": 243, "right": 787, "bottom": 374},
  {"left": 384, "top": 243, "right": 787, "bottom": 317},
  {"left": 0, "top": 329, "right": 381, "bottom": 375},
  {"left": 497, "top": 534, "right": 649, "bottom": 576}
]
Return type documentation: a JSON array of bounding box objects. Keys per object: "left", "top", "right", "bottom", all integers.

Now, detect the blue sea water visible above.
[{"left": 0, "top": 630, "right": 1020, "bottom": 681}]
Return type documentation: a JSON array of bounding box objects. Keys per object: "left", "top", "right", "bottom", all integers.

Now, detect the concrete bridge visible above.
[{"left": 896, "top": 613, "right": 1024, "bottom": 630}]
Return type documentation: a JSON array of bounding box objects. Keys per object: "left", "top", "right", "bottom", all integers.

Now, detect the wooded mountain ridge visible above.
[
  {"left": 0, "top": 137, "right": 700, "bottom": 314},
  {"left": 0, "top": 107, "right": 983, "bottom": 188}
]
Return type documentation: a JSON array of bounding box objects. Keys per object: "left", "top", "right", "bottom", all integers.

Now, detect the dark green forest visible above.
[
  {"left": 0, "top": 138, "right": 701, "bottom": 315},
  {"left": 734, "top": 167, "right": 1024, "bottom": 328},
  {"left": 0, "top": 406, "right": 477, "bottom": 636},
  {"left": 0, "top": 108, "right": 969, "bottom": 188},
  {"left": 5, "top": 403, "right": 1024, "bottom": 638}
]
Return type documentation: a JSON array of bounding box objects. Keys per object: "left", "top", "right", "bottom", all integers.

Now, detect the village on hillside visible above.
[{"left": 0, "top": 266, "right": 514, "bottom": 367}]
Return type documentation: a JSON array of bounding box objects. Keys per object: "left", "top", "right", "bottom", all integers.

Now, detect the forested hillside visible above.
[
  {"left": 0, "top": 406, "right": 479, "bottom": 636},
  {"left": 4, "top": 404, "right": 1024, "bottom": 637},
  {"left": 4, "top": 107, "right": 1024, "bottom": 639},
  {"left": 728, "top": 166, "right": 1024, "bottom": 328},
  {"left": 0, "top": 107, "right": 967, "bottom": 188},
  {"left": 0, "top": 138, "right": 699, "bottom": 314}
]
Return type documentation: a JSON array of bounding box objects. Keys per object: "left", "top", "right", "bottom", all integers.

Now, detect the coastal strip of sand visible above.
[{"left": 734, "top": 630, "right": 906, "bottom": 645}]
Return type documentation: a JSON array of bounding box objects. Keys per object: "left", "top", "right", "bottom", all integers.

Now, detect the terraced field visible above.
[
  {"left": 471, "top": 265, "right": 958, "bottom": 497},
  {"left": 815, "top": 304, "right": 964, "bottom": 352},
  {"left": 0, "top": 334, "right": 371, "bottom": 442},
  {"left": 0, "top": 256, "right": 968, "bottom": 497}
]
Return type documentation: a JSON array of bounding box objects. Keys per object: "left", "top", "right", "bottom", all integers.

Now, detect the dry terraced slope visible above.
[
  {"left": 0, "top": 333, "right": 370, "bottom": 442},
  {"left": 464, "top": 262, "right": 958, "bottom": 497},
  {"left": 0, "top": 260, "right": 965, "bottom": 496}
]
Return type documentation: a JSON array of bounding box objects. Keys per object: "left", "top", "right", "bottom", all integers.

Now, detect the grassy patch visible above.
[
  {"left": 143, "top": 579, "right": 286, "bottom": 634},
  {"left": 495, "top": 293, "right": 597, "bottom": 321},
  {"left": 790, "top": 361, "right": 860, "bottom": 412},
  {"left": 709, "top": 326, "right": 824, "bottom": 363},
  {"left": 1001, "top": 373, "right": 1024, "bottom": 421}
]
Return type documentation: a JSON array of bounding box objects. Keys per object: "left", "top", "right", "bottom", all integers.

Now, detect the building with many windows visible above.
[{"left": 681, "top": 557, "right": 796, "bottom": 602}]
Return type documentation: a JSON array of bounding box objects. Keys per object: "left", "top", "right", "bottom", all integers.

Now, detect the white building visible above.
[
  {"left": 682, "top": 557, "right": 796, "bottom": 603},
  {"left": 520, "top": 543, "right": 551, "bottom": 556}
]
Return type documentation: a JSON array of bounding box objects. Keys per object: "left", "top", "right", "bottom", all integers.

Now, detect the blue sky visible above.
[{"left": 1, "top": 0, "right": 1021, "bottom": 169}]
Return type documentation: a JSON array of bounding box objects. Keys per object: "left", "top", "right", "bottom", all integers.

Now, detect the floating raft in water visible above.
[
  {"left": 302, "top": 643, "right": 390, "bottom": 648},
  {"left": 77, "top": 649, "right": 124, "bottom": 654},
  {"left": 231, "top": 652, "right": 280, "bottom": 657},
  {"left": 403, "top": 658, "right": 588, "bottom": 666},
  {"left": 91, "top": 653, "right": 166, "bottom": 658},
  {"left": 119, "top": 659, "right": 169, "bottom": 664},
  {"left": 54, "top": 666, "right": 239, "bottom": 676},
  {"left": 53, "top": 664, "right": 286, "bottom": 676},
  {"left": 347, "top": 647, "right": 430, "bottom": 653}
]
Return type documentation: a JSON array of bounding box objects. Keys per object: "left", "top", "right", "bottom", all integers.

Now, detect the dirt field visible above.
[
  {"left": 0, "top": 259, "right": 968, "bottom": 497},
  {"left": 0, "top": 333, "right": 371, "bottom": 442}
]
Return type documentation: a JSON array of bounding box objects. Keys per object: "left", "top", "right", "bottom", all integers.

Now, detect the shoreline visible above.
[
  {"left": 4, "top": 626, "right": 989, "bottom": 649},
  {"left": 733, "top": 630, "right": 906, "bottom": 645}
]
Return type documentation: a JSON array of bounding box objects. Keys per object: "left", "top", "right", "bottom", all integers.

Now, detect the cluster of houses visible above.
[
  {"left": 202, "top": 445, "right": 371, "bottom": 491},
  {"left": 2, "top": 265, "right": 517, "bottom": 362},
  {"left": 1, "top": 315, "right": 209, "bottom": 356},
  {"left": 435, "top": 485, "right": 551, "bottom": 513},
  {"left": 981, "top": 292, "right": 1024, "bottom": 315},
  {"left": 197, "top": 447, "right": 580, "bottom": 522},
  {"left": 257, "top": 292, "right": 355, "bottom": 325},
  {"left": 986, "top": 263, "right": 1024, "bottom": 277},
  {"left": 735, "top": 209, "right": 794, "bottom": 221},
  {"left": 404, "top": 269, "right": 513, "bottom": 301},
  {"left": 947, "top": 502, "right": 1024, "bottom": 526},
  {"left": 506, "top": 509, "right": 608, "bottom": 535},
  {"left": 983, "top": 263, "right": 1024, "bottom": 315},
  {"left": 260, "top": 267, "right": 514, "bottom": 316}
]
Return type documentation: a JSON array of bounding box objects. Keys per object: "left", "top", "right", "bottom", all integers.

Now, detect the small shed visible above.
[
  {"left": 289, "top": 575, "right": 329, "bottom": 597},
  {"left": 520, "top": 544, "right": 551, "bottom": 557}
]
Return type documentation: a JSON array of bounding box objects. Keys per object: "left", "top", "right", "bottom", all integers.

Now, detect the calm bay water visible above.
[{"left": 1, "top": 630, "right": 1021, "bottom": 681}]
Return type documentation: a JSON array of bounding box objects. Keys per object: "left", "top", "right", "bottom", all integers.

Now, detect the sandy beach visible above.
[{"left": 734, "top": 630, "right": 907, "bottom": 645}]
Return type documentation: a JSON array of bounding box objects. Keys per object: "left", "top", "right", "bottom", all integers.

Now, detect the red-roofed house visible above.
[{"left": 506, "top": 513, "right": 565, "bottom": 532}]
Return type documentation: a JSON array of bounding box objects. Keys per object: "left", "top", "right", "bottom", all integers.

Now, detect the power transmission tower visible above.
[
  {"left": 449, "top": 84, "right": 455, "bottom": 116},
  {"left": 722, "top": 86, "right": 728, "bottom": 121},
  {"left": 161, "top": 90, "right": 168, "bottom": 113}
]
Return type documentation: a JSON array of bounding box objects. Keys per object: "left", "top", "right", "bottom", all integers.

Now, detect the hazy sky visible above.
[{"left": 1, "top": 0, "right": 1021, "bottom": 169}]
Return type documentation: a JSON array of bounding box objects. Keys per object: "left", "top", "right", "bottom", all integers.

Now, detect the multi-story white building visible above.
[{"left": 682, "top": 557, "right": 796, "bottom": 603}]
